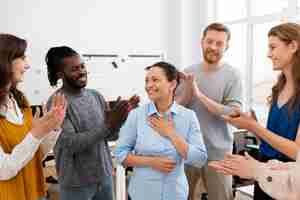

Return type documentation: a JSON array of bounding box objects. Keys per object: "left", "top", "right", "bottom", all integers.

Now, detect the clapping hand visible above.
[
  {"left": 105, "top": 97, "right": 129, "bottom": 130},
  {"left": 128, "top": 94, "right": 140, "bottom": 110},
  {"left": 221, "top": 109, "right": 258, "bottom": 131},
  {"left": 31, "top": 93, "right": 67, "bottom": 139},
  {"left": 209, "top": 152, "right": 259, "bottom": 179},
  {"left": 105, "top": 95, "right": 140, "bottom": 130}
]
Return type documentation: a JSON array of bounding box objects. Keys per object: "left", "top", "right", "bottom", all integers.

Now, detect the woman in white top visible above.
[{"left": 0, "top": 34, "right": 66, "bottom": 200}]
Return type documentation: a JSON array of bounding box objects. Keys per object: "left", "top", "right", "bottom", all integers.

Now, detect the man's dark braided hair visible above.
[{"left": 45, "top": 46, "right": 78, "bottom": 86}]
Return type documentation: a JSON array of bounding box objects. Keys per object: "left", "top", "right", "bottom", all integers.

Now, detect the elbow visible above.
[
  {"left": 203, "top": 151, "right": 208, "bottom": 163},
  {"left": 197, "top": 149, "right": 208, "bottom": 166},
  {"left": 193, "top": 152, "right": 207, "bottom": 168},
  {"left": 186, "top": 147, "right": 207, "bottom": 167}
]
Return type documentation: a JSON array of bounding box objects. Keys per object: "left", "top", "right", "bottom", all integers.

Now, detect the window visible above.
[{"left": 213, "top": 0, "right": 298, "bottom": 124}]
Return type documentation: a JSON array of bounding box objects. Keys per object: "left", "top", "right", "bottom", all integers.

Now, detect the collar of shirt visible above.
[
  {"left": 0, "top": 97, "right": 24, "bottom": 124},
  {"left": 146, "top": 101, "right": 179, "bottom": 118}
]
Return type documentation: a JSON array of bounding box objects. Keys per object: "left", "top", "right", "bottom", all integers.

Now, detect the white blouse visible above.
[
  {"left": 254, "top": 151, "right": 300, "bottom": 200},
  {"left": 0, "top": 100, "right": 60, "bottom": 180}
]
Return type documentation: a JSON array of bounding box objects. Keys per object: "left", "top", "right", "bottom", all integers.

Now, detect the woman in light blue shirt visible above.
[{"left": 114, "top": 62, "right": 207, "bottom": 200}]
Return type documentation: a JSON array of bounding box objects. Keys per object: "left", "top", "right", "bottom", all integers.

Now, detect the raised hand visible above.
[
  {"left": 221, "top": 109, "right": 258, "bottom": 130},
  {"left": 209, "top": 152, "right": 259, "bottom": 179},
  {"left": 105, "top": 96, "right": 130, "bottom": 130},
  {"left": 128, "top": 95, "right": 140, "bottom": 110},
  {"left": 31, "top": 93, "right": 67, "bottom": 139}
]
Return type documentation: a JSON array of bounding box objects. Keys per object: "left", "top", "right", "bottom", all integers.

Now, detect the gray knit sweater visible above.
[{"left": 48, "top": 88, "right": 117, "bottom": 188}]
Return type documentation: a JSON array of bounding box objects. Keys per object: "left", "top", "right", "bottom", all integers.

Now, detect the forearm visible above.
[
  {"left": 59, "top": 127, "right": 112, "bottom": 154},
  {"left": 122, "top": 154, "right": 154, "bottom": 168},
  {"left": 0, "top": 133, "right": 41, "bottom": 180},
  {"left": 251, "top": 124, "right": 299, "bottom": 160},
  {"left": 175, "top": 82, "right": 194, "bottom": 107},
  {"left": 195, "top": 91, "right": 239, "bottom": 116},
  {"left": 169, "top": 134, "right": 188, "bottom": 159}
]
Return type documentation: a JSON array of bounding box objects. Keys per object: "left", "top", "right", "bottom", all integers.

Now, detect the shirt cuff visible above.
[{"left": 28, "top": 132, "right": 43, "bottom": 144}]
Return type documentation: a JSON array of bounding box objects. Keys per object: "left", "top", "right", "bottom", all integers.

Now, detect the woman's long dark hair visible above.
[
  {"left": 0, "top": 34, "right": 29, "bottom": 109},
  {"left": 267, "top": 23, "right": 300, "bottom": 115}
]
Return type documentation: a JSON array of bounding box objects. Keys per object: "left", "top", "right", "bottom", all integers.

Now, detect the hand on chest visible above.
[{"left": 134, "top": 115, "right": 188, "bottom": 155}]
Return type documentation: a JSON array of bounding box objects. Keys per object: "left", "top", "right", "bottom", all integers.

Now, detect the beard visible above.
[
  {"left": 64, "top": 73, "right": 87, "bottom": 89},
  {"left": 203, "top": 48, "right": 223, "bottom": 64}
]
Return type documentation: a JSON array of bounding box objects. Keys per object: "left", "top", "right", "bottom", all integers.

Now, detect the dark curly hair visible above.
[{"left": 45, "top": 46, "right": 78, "bottom": 86}]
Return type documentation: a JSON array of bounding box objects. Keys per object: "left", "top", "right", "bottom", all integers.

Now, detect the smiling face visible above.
[
  {"left": 267, "top": 35, "right": 297, "bottom": 71},
  {"left": 201, "top": 30, "right": 228, "bottom": 65},
  {"left": 61, "top": 55, "right": 87, "bottom": 89},
  {"left": 145, "top": 66, "right": 176, "bottom": 103},
  {"left": 11, "top": 55, "right": 30, "bottom": 85}
]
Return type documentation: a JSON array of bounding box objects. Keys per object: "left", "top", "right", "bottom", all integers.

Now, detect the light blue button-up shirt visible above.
[{"left": 114, "top": 101, "right": 207, "bottom": 200}]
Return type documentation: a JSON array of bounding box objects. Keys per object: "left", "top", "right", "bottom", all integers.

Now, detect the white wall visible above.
[
  {"left": 1, "top": 0, "right": 208, "bottom": 104},
  {"left": 181, "top": 0, "right": 207, "bottom": 67}
]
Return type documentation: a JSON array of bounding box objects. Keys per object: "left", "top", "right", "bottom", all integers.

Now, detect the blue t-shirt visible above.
[{"left": 260, "top": 102, "right": 300, "bottom": 161}]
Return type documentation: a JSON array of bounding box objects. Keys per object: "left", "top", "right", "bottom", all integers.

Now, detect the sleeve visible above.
[
  {"left": 253, "top": 161, "right": 297, "bottom": 200},
  {"left": 0, "top": 133, "right": 41, "bottom": 180},
  {"left": 292, "top": 151, "right": 300, "bottom": 199},
  {"left": 92, "top": 89, "right": 119, "bottom": 141},
  {"left": 185, "top": 111, "right": 207, "bottom": 167},
  {"left": 40, "top": 128, "right": 61, "bottom": 158},
  {"left": 55, "top": 113, "right": 111, "bottom": 155},
  {"left": 222, "top": 69, "right": 243, "bottom": 108},
  {"left": 47, "top": 91, "right": 113, "bottom": 155},
  {"left": 113, "top": 109, "right": 138, "bottom": 165}
]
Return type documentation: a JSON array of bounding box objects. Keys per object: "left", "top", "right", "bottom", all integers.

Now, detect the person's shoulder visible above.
[
  {"left": 125, "top": 104, "right": 146, "bottom": 121},
  {"left": 222, "top": 63, "right": 239, "bottom": 73},
  {"left": 175, "top": 103, "right": 196, "bottom": 117},
  {"left": 221, "top": 63, "right": 241, "bottom": 78}
]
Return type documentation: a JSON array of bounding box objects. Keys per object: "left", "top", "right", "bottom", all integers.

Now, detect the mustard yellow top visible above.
[{"left": 0, "top": 108, "right": 46, "bottom": 200}]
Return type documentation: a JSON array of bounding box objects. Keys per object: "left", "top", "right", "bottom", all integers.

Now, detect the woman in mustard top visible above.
[{"left": 0, "top": 34, "right": 67, "bottom": 200}]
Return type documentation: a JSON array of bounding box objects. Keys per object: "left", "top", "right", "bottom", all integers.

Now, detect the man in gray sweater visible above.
[
  {"left": 45, "top": 46, "right": 137, "bottom": 200},
  {"left": 176, "top": 23, "right": 243, "bottom": 200}
]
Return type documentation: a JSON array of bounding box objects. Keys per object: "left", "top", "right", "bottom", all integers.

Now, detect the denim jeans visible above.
[{"left": 59, "top": 176, "right": 113, "bottom": 200}]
